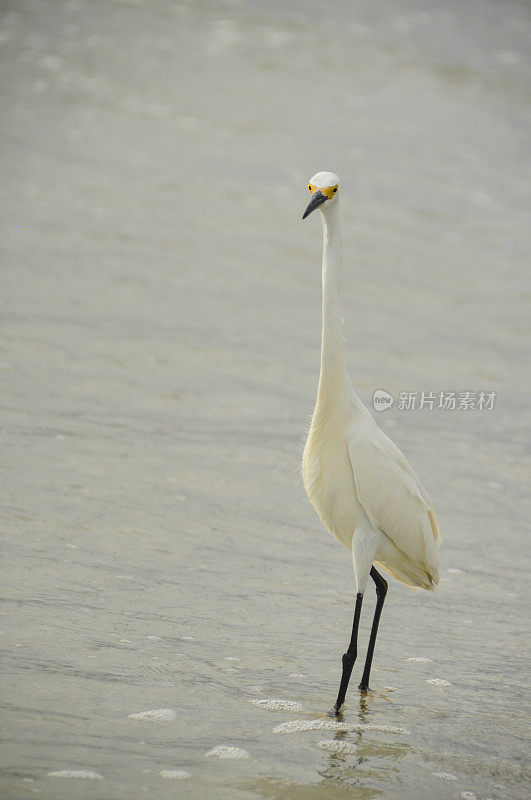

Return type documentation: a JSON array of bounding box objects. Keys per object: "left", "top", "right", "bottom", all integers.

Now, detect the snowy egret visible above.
[{"left": 301, "top": 172, "right": 442, "bottom": 714}]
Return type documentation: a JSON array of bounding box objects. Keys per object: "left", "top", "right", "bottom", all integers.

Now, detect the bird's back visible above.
[{"left": 347, "top": 410, "right": 441, "bottom": 589}]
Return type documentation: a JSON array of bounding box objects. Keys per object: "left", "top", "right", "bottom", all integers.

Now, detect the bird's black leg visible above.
[
  {"left": 358, "top": 566, "right": 388, "bottom": 693},
  {"left": 332, "top": 591, "right": 363, "bottom": 715}
]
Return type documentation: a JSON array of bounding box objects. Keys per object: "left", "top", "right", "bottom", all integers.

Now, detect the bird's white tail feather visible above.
[
  {"left": 375, "top": 531, "right": 439, "bottom": 591},
  {"left": 376, "top": 559, "right": 437, "bottom": 591}
]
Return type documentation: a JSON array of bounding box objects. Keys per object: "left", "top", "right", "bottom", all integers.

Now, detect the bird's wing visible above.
[{"left": 347, "top": 423, "right": 441, "bottom": 584}]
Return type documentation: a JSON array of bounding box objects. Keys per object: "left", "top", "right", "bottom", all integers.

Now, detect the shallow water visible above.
[{"left": 1, "top": 0, "right": 530, "bottom": 798}]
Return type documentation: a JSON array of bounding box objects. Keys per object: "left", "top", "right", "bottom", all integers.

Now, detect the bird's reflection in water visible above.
[
  {"left": 317, "top": 694, "right": 412, "bottom": 797},
  {"left": 317, "top": 728, "right": 366, "bottom": 791},
  {"left": 236, "top": 693, "right": 411, "bottom": 799}
]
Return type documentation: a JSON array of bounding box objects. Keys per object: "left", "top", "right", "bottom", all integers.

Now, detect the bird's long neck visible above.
[{"left": 317, "top": 203, "right": 348, "bottom": 403}]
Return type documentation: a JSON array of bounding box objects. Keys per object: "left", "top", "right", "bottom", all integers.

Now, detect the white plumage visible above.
[{"left": 301, "top": 171, "right": 441, "bottom": 711}]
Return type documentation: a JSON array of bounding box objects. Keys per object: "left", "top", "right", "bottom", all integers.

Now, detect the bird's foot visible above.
[
  {"left": 328, "top": 702, "right": 343, "bottom": 718},
  {"left": 358, "top": 682, "right": 370, "bottom": 694}
]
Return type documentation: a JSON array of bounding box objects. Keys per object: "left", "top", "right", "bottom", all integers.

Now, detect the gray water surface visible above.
[{"left": 1, "top": 1, "right": 530, "bottom": 798}]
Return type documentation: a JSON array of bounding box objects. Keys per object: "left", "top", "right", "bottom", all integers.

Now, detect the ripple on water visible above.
[
  {"left": 317, "top": 739, "right": 359, "bottom": 755},
  {"left": 128, "top": 708, "right": 177, "bottom": 721},
  {"left": 205, "top": 745, "right": 250, "bottom": 759},
  {"left": 407, "top": 657, "right": 433, "bottom": 663},
  {"left": 273, "top": 719, "right": 409, "bottom": 735},
  {"left": 159, "top": 770, "right": 190, "bottom": 780},
  {"left": 47, "top": 770, "right": 103, "bottom": 780},
  {"left": 249, "top": 698, "right": 305, "bottom": 712}
]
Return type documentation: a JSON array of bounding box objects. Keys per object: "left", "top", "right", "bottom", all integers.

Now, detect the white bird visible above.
[{"left": 301, "top": 172, "right": 442, "bottom": 714}]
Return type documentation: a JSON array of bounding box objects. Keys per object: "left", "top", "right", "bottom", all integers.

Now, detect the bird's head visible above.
[{"left": 302, "top": 171, "right": 340, "bottom": 219}]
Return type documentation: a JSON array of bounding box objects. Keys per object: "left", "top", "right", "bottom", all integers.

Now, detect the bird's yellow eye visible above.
[
  {"left": 308, "top": 185, "right": 312, "bottom": 191},
  {"left": 332, "top": 187, "right": 338, "bottom": 193}
]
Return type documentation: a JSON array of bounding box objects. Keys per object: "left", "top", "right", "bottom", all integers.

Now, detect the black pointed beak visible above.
[{"left": 302, "top": 190, "right": 327, "bottom": 219}]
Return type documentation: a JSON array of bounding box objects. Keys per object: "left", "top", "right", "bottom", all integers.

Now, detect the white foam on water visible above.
[
  {"left": 225, "top": 656, "right": 241, "bottom": 661},
  {"left": 249, "top": 698, "right": 305, "bottom": 712},
  {"left": 128, "top": 708, "right": 177, "bottom": 721},
  {"left": 407, "top": 657, "right": 433, "bottom": 662},
  {"left": 182, "top": 636, "right": 195, "bottom": 641},
  {"left": 289, "top": 673, "right": 307, "bottom": 678},
  {"left": 205, "top": 745, "right": 250, "bottom": 759},
  {"left": 317, "top": 739, "right": 359, "bottom": 755},
  {"left": 147, "top": 635, "right": 161, "bottom": 640},
  {"left": 273, "top": 719, "right": 409, "bottom": 735},
  {"left": 47, "top": 770, "right": 103, "bottom": 780},
  {"left": 460, "top": 793, "right": 477, "bottom": 800},
  {"left": 432, "top": 772, "right": 458, "bottom": 781},
  {"left": 120, "top": 639, "right": 133, "bottom": 643},
  {"left": 426, "top": 678, "right": 453, "bottom": 686},
  {"left": 159, "top": 770, "right": 190, "bottom": 780}
]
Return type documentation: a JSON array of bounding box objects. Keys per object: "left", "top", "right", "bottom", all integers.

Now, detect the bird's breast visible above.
[{"left": 302, "top": 426, "right": 360, "bottom": 549}]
